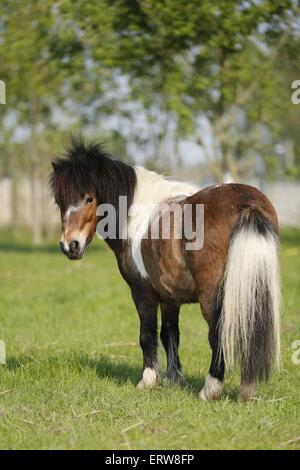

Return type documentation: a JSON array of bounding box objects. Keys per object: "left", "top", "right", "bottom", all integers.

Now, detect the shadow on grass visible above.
[
  {"left": 76, "top": 353, "right": 142, "bottom": 386},
  {"left": 6, "top": 352, "right": 141, "bottom": 386},
  {"left": 76, "top": 352, "right": 207, "bottom": 394},
  {"left": 6, "top": 351, "right": 206, "bottom": 395},
  {"left": 181, "top": 374, "right": 206, "bottom": 395}
]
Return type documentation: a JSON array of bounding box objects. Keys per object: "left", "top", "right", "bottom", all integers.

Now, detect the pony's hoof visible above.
[
  {"left": 136, "top": 379, "right": 156, "bottom": 389},
  {"left": 137, "top": 379, "right": 146, "bottom": 389},
  {"left": 167, "top": 370, "right": 186, "bottom": 386},
  {"left": 239, "top": 383, "right": 256, "bottom": 401},
  {"left": 137, "top": 367, "right": 158, "bottom": 389},
  {"left": 198, "top": 374, "right": 224, "bottom": 401},
  {"left": 175, "top": 375, "right": 186, "bottom": 386}
]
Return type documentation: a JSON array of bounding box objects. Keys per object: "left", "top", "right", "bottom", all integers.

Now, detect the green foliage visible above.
[
  {"left": 0, "top": 0, "right": 299, "bottom": 180},
  {"left": 0, "top": 0, "right": 90, "bottom": 114},
  {"left": 97, "top": 2, "right": 294, "bottom": 120}
]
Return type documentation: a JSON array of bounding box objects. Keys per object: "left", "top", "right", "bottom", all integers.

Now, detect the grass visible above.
[{"left": 0, "top": 227, "right": 299, "bottom": 450}]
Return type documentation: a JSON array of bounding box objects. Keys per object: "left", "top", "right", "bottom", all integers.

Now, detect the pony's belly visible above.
[
  {"left": 158, "top": 264, "right": 198, "bottom": 303},
  {"left": 142, "top": 237, "right": 197, "bottom": 304}
]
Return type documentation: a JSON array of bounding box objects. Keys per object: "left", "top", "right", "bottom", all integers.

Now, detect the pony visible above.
[{"left": 50, "top": 135, "right": 280, "bottom": 401}]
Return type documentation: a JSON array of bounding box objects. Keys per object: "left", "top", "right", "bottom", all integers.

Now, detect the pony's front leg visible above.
[
  {"left": 131, "top": 288, "right": 159, "bottom": 388},
  {"left": 160, "top": 302, "right": 185, "bottom": 384}
]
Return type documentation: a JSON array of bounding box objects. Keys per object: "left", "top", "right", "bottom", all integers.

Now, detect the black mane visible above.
[{"left": 50, "top": 135, "right": 136, "bottom": 212}]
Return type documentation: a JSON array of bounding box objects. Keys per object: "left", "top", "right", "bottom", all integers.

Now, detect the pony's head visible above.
[
  {"left": 50, "top": 135, "right": 136, "bottom": 258},
  {"left": 50, "top": 136, "right": 104, "bottom": 260}
]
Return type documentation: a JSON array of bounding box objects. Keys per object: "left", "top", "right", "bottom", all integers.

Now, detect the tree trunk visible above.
[
  {"left": 28, "top": 82, "right": 42, "bottom": 245},
  {"left": 30, "top": 170, "right": 42, "bottom": 244},
  {"left": 10, "top": 176, "right": 18, "bottom": 236},
  {"left": 29, "top": 133, "right": 42, "bottom": 244}
]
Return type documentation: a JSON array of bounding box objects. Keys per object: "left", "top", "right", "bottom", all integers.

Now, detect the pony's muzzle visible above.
[
  {"left": 70, "top": 240, "right": 80, "bottom": 254},
  {"left": 60, "top": 241, "right": 67, "bottom": 254},
  {"left": 60, "top": 239, "right": 84, "bottom": 260}
]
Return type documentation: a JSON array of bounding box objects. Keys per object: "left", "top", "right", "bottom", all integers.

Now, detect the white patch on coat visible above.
[
  {"left": 73, "top": 231, "right": 87, "bottom": 251},
  {"left": 206, "top": 183, "right": 223, "bottom": 191},
  {"left": 61, "top": 201, "right": 86, "bottom": 251},
  {"left": 128, "top": 166, "right": 198, "bottom": 278},
  {"left": 198, "top": 374, "right": 224, "bottom": 401},
  {"left": 65, "top": 203, "right": 84, "bottom": 223},
  {"left": 60, "top": 235, "right": 70, "bottom": 251},
  {"left": 137, "top": 367, "right": 158, "bottom": 388}
]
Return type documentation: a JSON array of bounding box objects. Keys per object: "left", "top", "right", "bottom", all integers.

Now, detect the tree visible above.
[
  {"left": 86, "top": 0, "right": 298, "bottom": 180},
  {"left": 0, "top": 0, "right": 87, "bottom": 241}
]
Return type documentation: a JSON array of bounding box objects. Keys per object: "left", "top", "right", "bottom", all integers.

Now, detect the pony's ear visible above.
[{"left": 51, "top": 162, "right": 58, "bottom": 171}]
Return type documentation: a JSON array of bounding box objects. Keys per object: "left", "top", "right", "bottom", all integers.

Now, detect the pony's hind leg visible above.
[
  {"left": 239, "top": 381, "right": 256, "bottom": 400},
  {"left": 239, "top": 338, "right": 258, "bottom": 400},
  {"left": 160, "top": 303, "right": 185, "bottom": 384},
  {"left": 131, "top": 287, "right": 159, "bottom": 388},
  {"left": 198, "top": 300, "right": 225, "bottom": 401}
]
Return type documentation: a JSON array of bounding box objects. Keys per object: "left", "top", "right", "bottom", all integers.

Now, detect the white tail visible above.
[{"left": 219, "top": 209, "right": 280, "bottom": 382}]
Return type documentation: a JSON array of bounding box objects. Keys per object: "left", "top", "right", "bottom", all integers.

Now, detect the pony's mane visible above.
[{"left": 50, "top": 135, "right": 136, "bottom": 211}]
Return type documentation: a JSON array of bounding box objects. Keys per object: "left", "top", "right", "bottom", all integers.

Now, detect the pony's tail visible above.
[{"left": 219, "top": 208, "right": 281, "bottom": 383}]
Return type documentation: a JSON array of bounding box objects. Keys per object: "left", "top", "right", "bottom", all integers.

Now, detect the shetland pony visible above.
[{"left": 50, "top": 136, "right": 280, "bottom": 401}]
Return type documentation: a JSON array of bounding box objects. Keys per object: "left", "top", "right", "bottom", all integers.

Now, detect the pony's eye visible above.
[{"left": 86, "top": 196, "right": 94, "bottom": 204}]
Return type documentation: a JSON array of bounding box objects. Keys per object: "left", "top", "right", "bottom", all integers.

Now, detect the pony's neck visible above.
[
  {"left": 98, "top": 162, "right": 198, "bottom": 254},
  {"left": 123, "top": 166, "right": 198, "bottom": 276},
  {"left": 127, "top": 166, "right": 198, "bottom": 240},
  {"left": 132, "top": 166, "right": 198, "bottom": 208},
  {"left": 96, "top": 157, "right": 136, "bottom": 251}
]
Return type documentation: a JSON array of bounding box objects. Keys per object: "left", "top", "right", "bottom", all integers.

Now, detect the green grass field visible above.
[{"left": 0, "top": 228, "right": 299, "bottom": 450}]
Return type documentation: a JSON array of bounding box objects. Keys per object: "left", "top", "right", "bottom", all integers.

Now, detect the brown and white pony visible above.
[{"left": 50, "top": 136, "right": 280, "bottom": 401}]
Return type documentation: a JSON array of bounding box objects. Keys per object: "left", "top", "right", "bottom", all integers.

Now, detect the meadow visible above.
[{"left": 0, "top": 228, "right": 299, "bottom": 450}]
